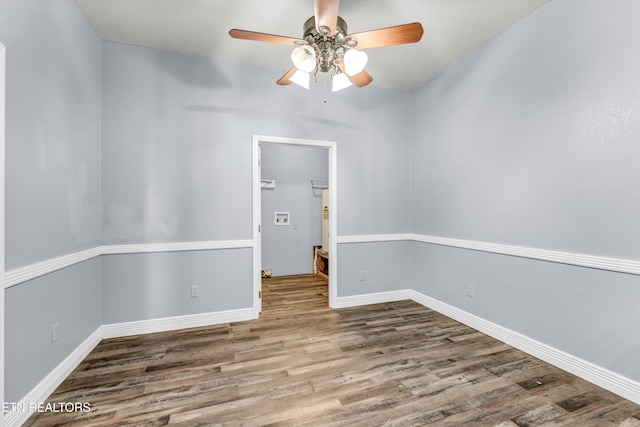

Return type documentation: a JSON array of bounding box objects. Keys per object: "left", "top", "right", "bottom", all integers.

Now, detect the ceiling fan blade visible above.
[
  {"left": 314, "top": 0, "right": 339, "bottom": 36},
  {"left": 277, "top": 67, "right": 298, "bottom": 85},
  {"left": 338, "top": 63, "right": 372, "bottom": 88},
  {"left": 347, "top": 22, "right": 424, "bottom": 50},
  {"left": 229, "top": 29, "right": 303, "bottom": 46},
  {"left": 347, "top": 69, "right": 373, "bottom": 88}
]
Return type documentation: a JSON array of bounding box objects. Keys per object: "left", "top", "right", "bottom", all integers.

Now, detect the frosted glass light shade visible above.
[
  {"left": 290, "top": 69, "right": 310, "bottom": 90},
  {"left": 291, "top": 45, "right": 317, "bottom": 73},
  {"left": 343, "top": 49, "right": 368, "bottom": 76},
  {"left": 331, "top": 73, "right": 352, "bottom": 92}
]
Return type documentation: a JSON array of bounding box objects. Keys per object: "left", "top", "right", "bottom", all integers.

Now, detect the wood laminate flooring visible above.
[{"left": 25, "top": 274, "right": 640, "bottom": 426}]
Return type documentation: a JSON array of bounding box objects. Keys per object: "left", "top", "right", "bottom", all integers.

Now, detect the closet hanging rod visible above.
[
  {"left": 261, "top": 179, "right": 275, "bottom": 188},
  {"left": 311, "top": 180, "right": 328, "bottom": 189}
]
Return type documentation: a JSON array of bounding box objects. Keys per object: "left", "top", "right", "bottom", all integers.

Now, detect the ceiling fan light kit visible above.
[
  {"left": 331, "top": 72, "right": 352, "bottom": 92},
  {"left": 289, "top": 69, "right": 311, "bottom": 90},
  {"left": 343, "top": 48, "right": 368, "bottom": 76},
  {"left": 288, "top": 15, "right": 359, "bottom": 92},
  {"left": 291, "top": 45, "right": 317, "bottom": 73},
  {"left": 229, "top": 0, "right": 423, "bottom": 92}
]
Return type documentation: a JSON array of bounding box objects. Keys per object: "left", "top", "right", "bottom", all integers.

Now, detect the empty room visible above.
[{"left": 1, "top": 0, "right": 639, "bottom": 425}]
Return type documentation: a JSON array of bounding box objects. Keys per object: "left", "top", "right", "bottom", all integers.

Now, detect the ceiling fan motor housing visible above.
[
  {"left": 303, "top": 16, "right": 348, "bottom": 40},
  {"left": 302, "top": 16, "right": 351, "bottom": 75}
]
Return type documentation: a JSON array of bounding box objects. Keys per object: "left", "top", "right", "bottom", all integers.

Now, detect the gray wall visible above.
[
  {"left": 0, "top": 0, "right": 103, "bottom": 402},
  {"left": 101, "top": 249, "right": 252, "bottom": 324},
  {"left": 101, "top": 42, "right": 412, "bottom": 244},
  {"left": 101, "top": 44, "right": 251, "bottom": 244},
  {"left": 4, "top": 260, "right": 102, "bottom": 402},
  {"left": 1, "top": 7, "right": 412, "bottom": 401},
  {"left": 100, "top": 41, "right": 412, "bottom": 318},
  {"left": 261, "top": 144, "right": 328, "bottom": 276},
  {"left": 411, "top": 0, "right": 640, "bottom": 382},
  {"left": 8, "top": 0, "right": 638, "bottom": 409},
  {"left": 338, "top": 241, "right": 411, "bottom": 298},
  {"left": 1, "top": 0, "right": 102, "bottom": 267}
]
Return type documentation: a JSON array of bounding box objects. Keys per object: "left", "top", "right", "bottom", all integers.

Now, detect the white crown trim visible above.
[
  {"left": 410, "top": 233, "right": 640, "bottom": 276},
  {"left": 7, "top": 233, "right": 636, "bottom": 290},
  {"left": 4, "top": 240, "right": 254, "bottom": 288},
  {"left": 101, "top": 239, "right": 253, "bottom": 255},
  {"left": 3, "top": 246, "right": 103, "bottom": 288},
  {"left": 337, "top": 234, "right": 639, "bottom": 276},
  {"left": 337, "top": 234, "right": 412, "bottom": 244}
]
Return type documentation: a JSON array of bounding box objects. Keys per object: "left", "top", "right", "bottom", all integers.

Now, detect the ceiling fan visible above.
[{"left": 229, "top": 0, "right": 423, "bottom": 92}]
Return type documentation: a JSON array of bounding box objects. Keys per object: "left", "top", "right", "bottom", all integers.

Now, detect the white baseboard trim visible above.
[
  {"left": 5, "top": 289, "right": 640, "bottom": 427},
  {"left": 102, "top": 307, "right": 256, "bottom": 339},
  {"left": 3, "top": 328, "right": 103, "bottom": 427},
  {"left": 332, "top": 287, "right": 640, "bottom": 406},
  {"left": 4, "top": 307, "right": 256, "bottom": 426},
  {"left": 333, "top": 289, "right": 412, "bottom": 309},
  {"left": 407, "top": 289, "right": 640, "bottom": 406}
]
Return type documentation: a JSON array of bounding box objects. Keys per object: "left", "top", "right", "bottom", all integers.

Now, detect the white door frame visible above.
[
  {"left": 252, "top": 135, "right": 338, "bottom": 315},
  {"left": 1, "top": 43, "right": 7, "bottom": 427}
]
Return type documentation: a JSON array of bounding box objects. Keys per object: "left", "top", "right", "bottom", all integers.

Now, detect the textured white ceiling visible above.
[{"left": 74, "top": 0, "right": 551, "bottom": 91}]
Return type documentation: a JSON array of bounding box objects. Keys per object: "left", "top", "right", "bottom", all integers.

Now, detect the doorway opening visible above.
[
  {"left": 252, "top": 135, "right": 337, "bottom": 315},
  {"left": 1, "top": 43, "right": 6, "bottom": 413}
]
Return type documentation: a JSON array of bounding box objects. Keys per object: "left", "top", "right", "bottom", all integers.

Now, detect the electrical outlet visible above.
[
  {"left": 467, "top": 284, "right": 474, "bottom": 297},
  {"left": 52, "top": 323, "right": 60, "bottom": 343},
  {"left": 360, "top": 270, "right": 366, "bottom": 281},
  {"left": 191, "top": 285, "right": 199, "bottom": 298}
]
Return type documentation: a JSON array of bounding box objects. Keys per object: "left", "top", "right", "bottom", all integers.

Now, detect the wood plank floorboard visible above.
[{"left": 24, "top": 274, "right": 640, "bottom": 426}]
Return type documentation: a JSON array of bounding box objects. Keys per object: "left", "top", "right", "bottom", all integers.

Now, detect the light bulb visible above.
[
  {"left": 290, "top": 69, "right": 310, "bottom": 90},
  {"left": 290, "top": 45, "right": 317, "bottom": 73},
  {"left": 331, "top": 73, "right": 352, "bottom": 92},
  {"left": 343, "top": 49, "right": 368, "bottom": 76}
]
